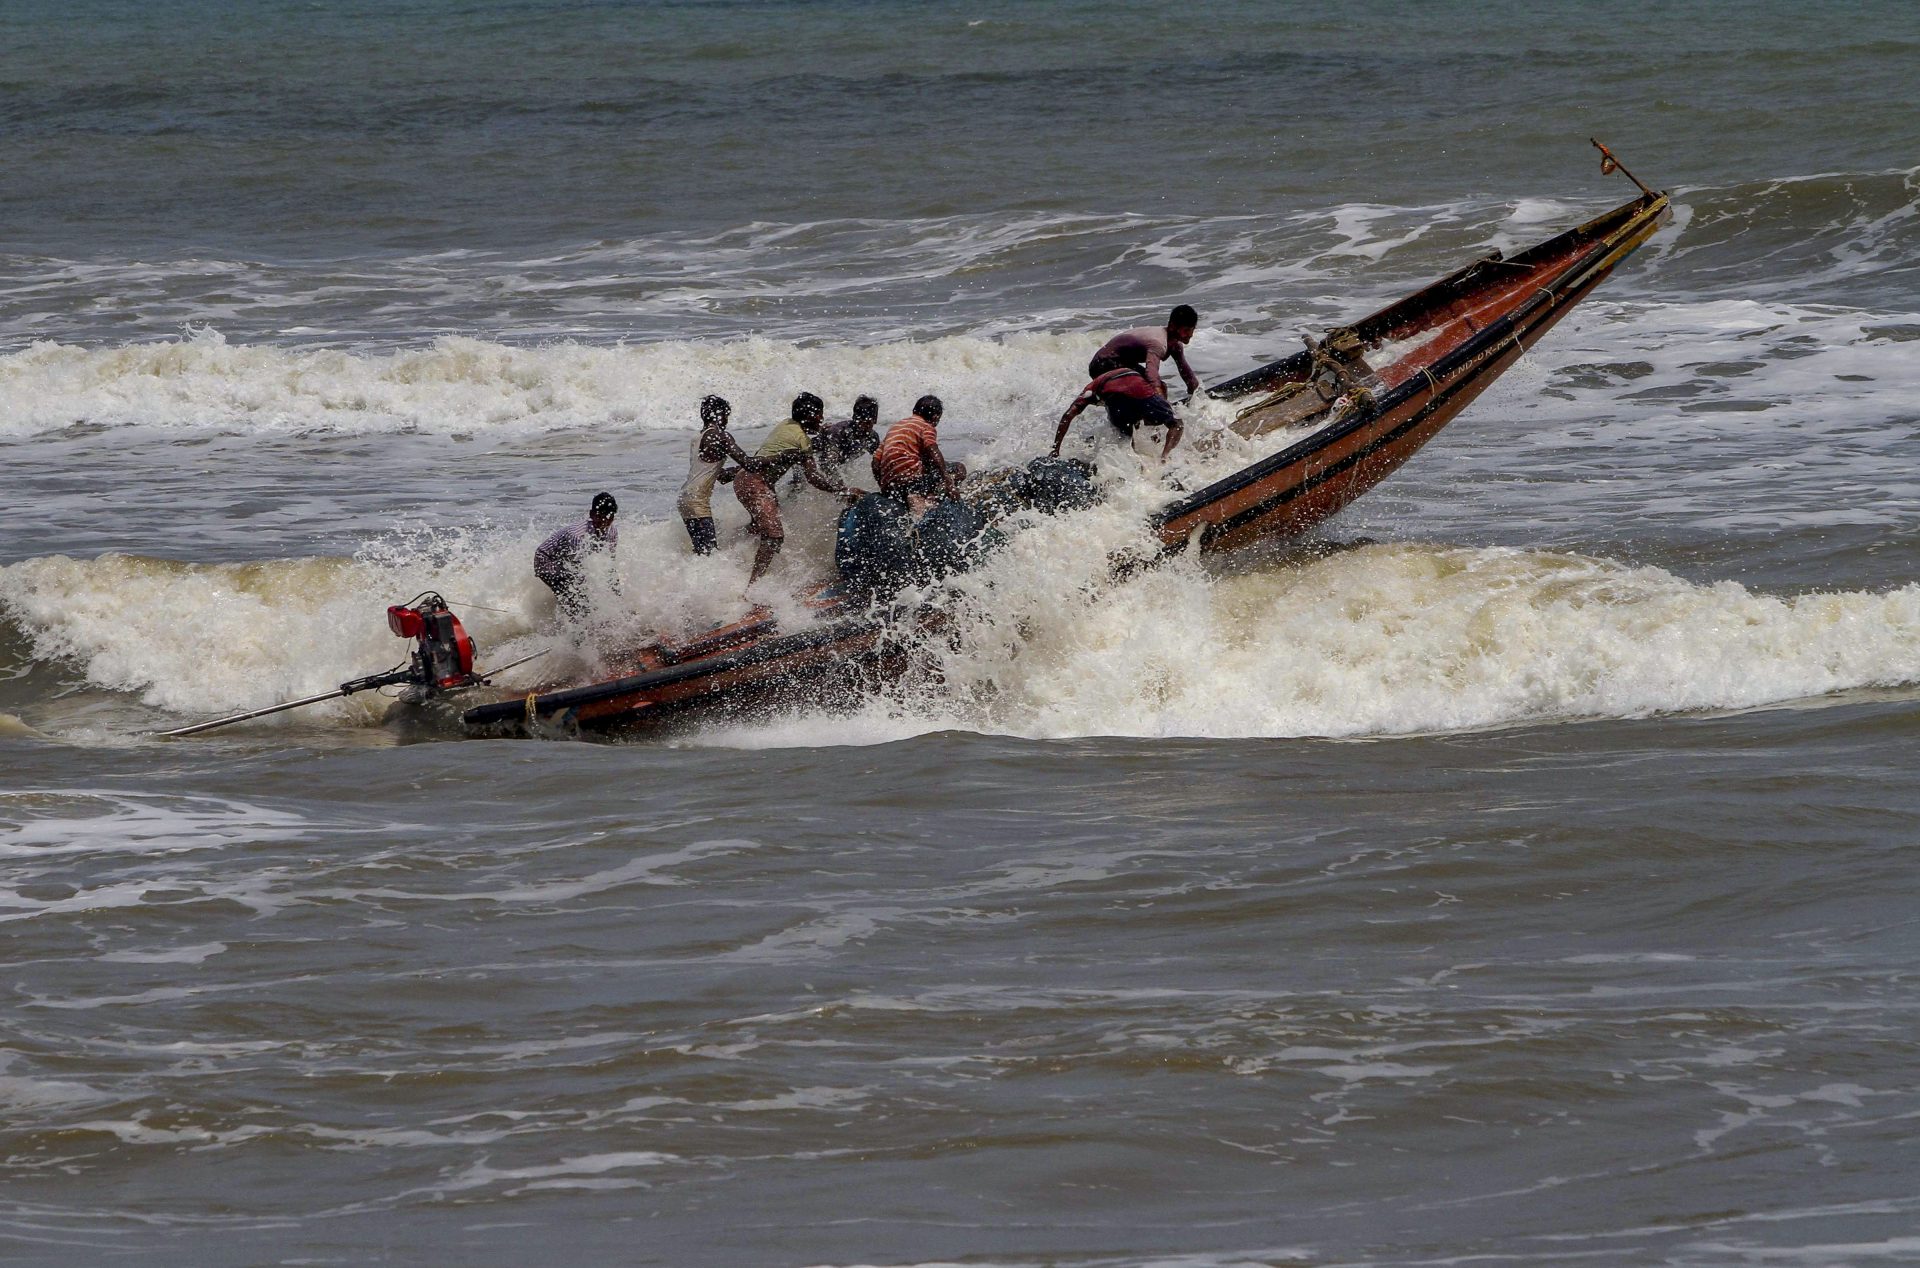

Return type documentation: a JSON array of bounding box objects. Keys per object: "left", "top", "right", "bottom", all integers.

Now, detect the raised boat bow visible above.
[{"left": 1152, "top": 189, "right": 1671, "bottom": 554}]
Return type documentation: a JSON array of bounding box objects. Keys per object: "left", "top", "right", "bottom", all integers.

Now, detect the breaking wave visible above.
[
  {"left": 5, "top": 289, "right": 1916, "bottom": 454},
  {"left": 7, "top": 502, "right": 1920, "bottom": 744},
  {"left": 0, "top": 329, "right": 1110, "bottom": 440},
  {"left": 924, "top": 533, "right": 1920, "bottom": 740}
]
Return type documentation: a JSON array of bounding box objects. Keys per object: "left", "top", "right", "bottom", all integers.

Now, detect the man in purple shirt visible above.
[
  {"left": 1090, "top": 304, "right": 1200, "bottom": 400},
  {"left": 534, "top": 491, "right": 618, "bottom": 620}
]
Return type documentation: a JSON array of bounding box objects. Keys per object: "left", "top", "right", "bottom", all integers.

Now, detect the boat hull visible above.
[{"left": 459, "top": 608, "right": 912, "bottom": 737}]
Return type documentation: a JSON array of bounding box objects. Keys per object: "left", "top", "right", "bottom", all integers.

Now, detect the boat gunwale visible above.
[{"left": 461, "top": 611, "right": 891, "bottom": 725}]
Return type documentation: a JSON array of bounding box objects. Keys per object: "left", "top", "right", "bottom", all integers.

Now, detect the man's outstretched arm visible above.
[{"left": 1052, "top": 390, "right": 1094, "bottom": 455}]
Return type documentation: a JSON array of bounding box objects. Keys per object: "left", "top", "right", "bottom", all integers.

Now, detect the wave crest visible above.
[
  {"left": 0, "top": 329, "right": 1097, "bottom": 439},
  {"left": 8, "top": 532, "right": 1920, "bottom": 743}
]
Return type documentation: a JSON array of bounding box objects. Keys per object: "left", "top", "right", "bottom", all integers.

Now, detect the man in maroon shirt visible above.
[
  {"left": 1090, "top": 303, "right": 1200, "bottom": 400},
  {"left": 1053, "top": 345, "right": 1184, "bottom": 461}
]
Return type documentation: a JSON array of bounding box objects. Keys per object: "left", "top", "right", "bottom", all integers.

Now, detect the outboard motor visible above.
[
  {"left": 386, "top": 593, "right": 478, "bottom": 689},
  {"left": 156, "top": 590, "right": 490, "bottom": 738}
]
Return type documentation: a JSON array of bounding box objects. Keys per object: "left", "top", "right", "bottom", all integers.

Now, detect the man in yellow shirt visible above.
[{"left": 728, "top": 392, "right": 861, "bottom": 591}]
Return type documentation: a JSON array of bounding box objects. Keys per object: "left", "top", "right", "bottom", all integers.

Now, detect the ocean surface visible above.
[{"left": 5, "top": 2, "right": 1920, "bottom": 1264}]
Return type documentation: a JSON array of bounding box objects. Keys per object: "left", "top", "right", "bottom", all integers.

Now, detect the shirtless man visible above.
[
  {"left": 1090, "top": 304, "right": 1200, "bottom": 401},
  {"left": 817, "top": 395, "right": 883, "bottom": 471},
  {"left": 787, "top": 394, "right": 881, "bottom": 493},
  {"left": 729, "top": 392, "right": 861, "bottom": 590},
  {"left": 677, "top": 395, "right": 757, "bottom": 554}
]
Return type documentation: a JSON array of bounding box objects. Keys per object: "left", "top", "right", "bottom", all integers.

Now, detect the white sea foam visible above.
[
  {"left": 8, "top": 501, "right": 1920, "bottom": 745},
  {"left": 0, "top": 328, "right": 1095, "bottom": 439},
  {"left": 0, "top": 1056, "right": 115, "bottom": 1111},
  {"left": 5, "top": 167, "right": 1910, "bottom": 360},
  {"left": 0, "top": 790, "right": 307, "bottom": 857},
  {"left": 1323, "top": 203, "right": 1437, "bottom": 262},
  {"left": 4, "top": 283, "right": 1910, "bottom": 462},
  {"left": 98, "top": 942, "right": 228, "bottom": 964},
  {"left": 723, "top": 1086, "right": 868, "bottom": 1113},
  {"left": 0, "top": 500, "right": 889, "bottom": 727},
  {"left": 1506, "top": 197, "right": 1574, "bottom": 226},
  {"left": 928, "top": 534, "right": 1920, "bottom": 739},
  {"left": 721, "top": 911, "right": 888, "bottom": 963},
  {"left": 441, "top": 1151, "right": 677, "bottom": 1192}
]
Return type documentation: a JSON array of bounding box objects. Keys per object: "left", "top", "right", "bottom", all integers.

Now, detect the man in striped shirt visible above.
[{"left": 872, "top": 395, "right": 957, "bottom": 503}]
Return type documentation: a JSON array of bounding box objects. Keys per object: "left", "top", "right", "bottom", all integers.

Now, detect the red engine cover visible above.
[{"left": 441, "top": 613, "right": 476, "bottom": 686}]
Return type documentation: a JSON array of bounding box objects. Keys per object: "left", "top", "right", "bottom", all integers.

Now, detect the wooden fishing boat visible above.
[{"left": 455, "top": 159, "right": 1671, "bottom": 738}]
